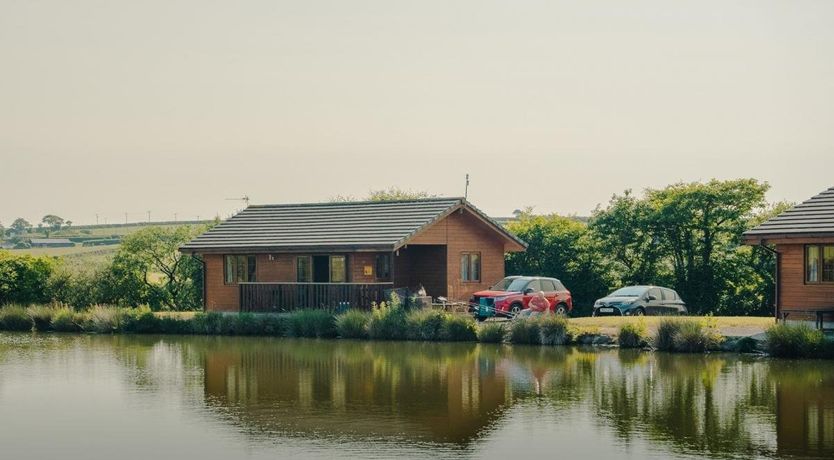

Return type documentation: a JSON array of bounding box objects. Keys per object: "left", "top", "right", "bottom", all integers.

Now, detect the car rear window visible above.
[
  {"left": 540, "top": 279, "right": 556, "bottom": 291},
  {"left": 554, "top": 280, "right": 566, "bottom": 291},
  {"left": 662, "top": 288, "right": 676, "bottom": 300}
]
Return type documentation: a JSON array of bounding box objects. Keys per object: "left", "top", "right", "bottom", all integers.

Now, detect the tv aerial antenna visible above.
[{"left": 225, "top": 195, "right": 251, "bottom": 207}]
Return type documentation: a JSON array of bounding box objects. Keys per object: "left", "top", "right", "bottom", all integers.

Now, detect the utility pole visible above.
[
  {"left": 95, "top": 213, "right": 99, "bottom": 225},
  {"left": 464, "top": 173, "right": 470, "bottom": 201},
  {"left": 147, "top": 211, "right": 151, "bottom": 223}
]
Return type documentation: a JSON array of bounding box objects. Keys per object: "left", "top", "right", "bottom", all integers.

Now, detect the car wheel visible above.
[
  {"left": 510, "top": 304, "right": 522, "bottom": 316},
  {"left": 555, "top": 304, "right": 568, "bottom": 316},
  {"left": 634, "top": 307, "right": 646, "bottom": 317}
]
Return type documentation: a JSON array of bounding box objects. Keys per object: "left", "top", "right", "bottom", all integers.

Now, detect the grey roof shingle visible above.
[
  {"left": 744, "top": 186, "right": 834, "bottom": 239},
  {"left": 180, "top": 197, "right": 526, "bottom": 252}
]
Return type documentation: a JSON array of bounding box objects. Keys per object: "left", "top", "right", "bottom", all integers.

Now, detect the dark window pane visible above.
[
  {"left": 375, "top": 254, "right": 390, "bottom": 280},
  {"left": 247, "top": 256, "right": 256, "bottom": 282},
  {"left": 807, "top": 246, "right": 820, "bottom": 283},
  {"left": 460, "top": 254, "right": 470, "bottom": 281},
  {"left": 540, "top": 279, "right": 555, "bottom": 291}
]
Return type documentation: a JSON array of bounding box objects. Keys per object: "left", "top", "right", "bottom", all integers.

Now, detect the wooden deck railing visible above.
[{"left": 239, "top": 282, "right": 394, "bottom": 312}]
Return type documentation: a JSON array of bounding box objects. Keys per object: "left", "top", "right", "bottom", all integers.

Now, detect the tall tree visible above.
[
  {"left": 118, "top": 225, "right": 206, "bottom": 310},
  {"left": 41, "top": 215, "right": 65, "bottom": 232},
  {"left": 590, "top": 190, "right": 668, "bottom": 286},
  {"left": 10, "top": 218, "right": 31, "bottom": 235},
  {"left": 647, "top": 179, "right": 769, "bottom": 313}
]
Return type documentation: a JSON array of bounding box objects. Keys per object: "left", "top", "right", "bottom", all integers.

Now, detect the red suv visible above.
[{"left": 471, "top": 276, "right": 573, "bottom": 317}]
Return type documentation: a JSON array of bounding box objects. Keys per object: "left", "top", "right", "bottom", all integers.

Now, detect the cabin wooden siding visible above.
[
  {"left": 776, "top": 240, "right": 834, "bottom": 319},
  {"left": 407, "top": 209, "right": 508, "bottom": 301}
]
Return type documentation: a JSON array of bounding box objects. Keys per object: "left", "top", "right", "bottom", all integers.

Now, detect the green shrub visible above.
[
  {"left": 508, "top": 319, "right": 541, "bottom": 345},
  {"left": 259, "top": 314, "right": 288, "bottom": 336},
  {"left": 27, "top": 304, "right": 57, "bottom": 331},
  {"left": 654, "top": 319, "right": 682, "bottom": 351},
  {"left": 735, "top": 336, "right": 759, "bottom": 354},
  {"left": 367, "top": 302, "right": 408, "bottom": 340},
  {"left": 335, "top": 310, "right": 370, "bottom": 339},
  {"left": 228, "top": 313, "right": 263, "bottom": 336},
  {"left": 406, "top": 309, "right": 447, "bottom": 340},
  {"left": 158, "top": 316, "right": 192, "bottom": 335},
  {"left": 286, "top": 310, "right": 336, "bottom": 338},
  {"left": 766, "top": 323, "right": 825, "bottom": 358},
  {"left": 82, "top": 305, "right": 127, "bottom": 333},
  {"left": 441, "top": 315, "right": 478, "bottom": 342},
  {"left": 478, "top": 322, "right": 506, "bottom": 343},
  {"left": 618, "top": 320, "right": 648, "bottom": 348},
  {"left": 50, "top": 307, "right": 82, "bottom": 332},
  {"left": 122, "top": 307, "right": 160, "bottom": 334},
  {"left": 0, "top": 305, "right": 32, "bottom": 331},
  {"left": 539, "top": 315, "right": 571, "bottom": 346},
  {"left": 191, "top": 312, "right": 225, "bottom": 335}
]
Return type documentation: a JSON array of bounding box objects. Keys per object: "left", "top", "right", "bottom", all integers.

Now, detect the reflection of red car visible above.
[{"left": 471, "top": 276, "right": 573, "bottom": 316}]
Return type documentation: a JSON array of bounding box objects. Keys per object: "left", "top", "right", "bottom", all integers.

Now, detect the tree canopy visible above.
[{"left": 331, "top": 187, "right": 435, "bottom": 202}]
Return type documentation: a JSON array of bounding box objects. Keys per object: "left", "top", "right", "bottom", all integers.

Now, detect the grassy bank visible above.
[{"left": 1, "top": 304, "right": 829, "bottom": 358}]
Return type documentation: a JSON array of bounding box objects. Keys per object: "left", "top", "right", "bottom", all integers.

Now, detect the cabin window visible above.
[
  {"left": 460, "top": 252, "right": 481, "bottom": 282},
  {"left": 806, "top": 245, "right": 834, "bottom": 283},
  {"left": 330, "top": 256, "right": 347, "bottom": 283},
  {"left": 297, "top": 256, "right": 312, "bottom": 282},
  {"left": 375, "top": 254, "right": 391, "bottom": 281},
  {"left": 224, "top": 255, "right": 256, "bottom": 284}
]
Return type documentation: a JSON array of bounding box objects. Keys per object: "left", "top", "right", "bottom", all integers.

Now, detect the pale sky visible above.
[{"left": 2, "top": 0, "right": 833, "bottom": 225}]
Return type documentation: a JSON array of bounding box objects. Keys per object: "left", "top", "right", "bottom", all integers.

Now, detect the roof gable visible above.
[
  {"left": 180, "top": 197, "right": 526, "bottom": 253},
  {"left": 744, "top": 186, "right": 834, "bottom": 241}
]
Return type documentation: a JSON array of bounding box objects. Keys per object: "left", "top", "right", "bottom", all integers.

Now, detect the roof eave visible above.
[{"left": 742, "top": 231, "right": 834, "bottom": 245}]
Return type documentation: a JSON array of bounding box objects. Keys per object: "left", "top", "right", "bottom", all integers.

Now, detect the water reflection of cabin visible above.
[
  {"left": 201, "top": 341, "right": 510, "bottom": 443},
  {"left": 179, "top": 198, "right": 526, "bottom": 312},
  {"left": 744, "top": 186, "right": 834, "bottom": 328}
]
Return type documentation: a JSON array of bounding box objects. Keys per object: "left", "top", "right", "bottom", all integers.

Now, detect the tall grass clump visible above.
[
  {"left": 82, "top": 305, "right": 127, "bottom": 333},
  {"left": 335, "top": 310, "right": 371, "bottom": 339},
  {"left": 618, "top": 320, "right": 648, "bottom": 348},
  {"left": 766, "top": 323, "right": 825, "bottom": 358},
  {"left": 478, "top": 322, "right": 506, "bottom": 343},
  {"left": 191, "top": 312, "right": 226, "bottom": 334},
  {"left": 27, "top": 304, "right": 57, "bottom": 331},
  {"left": 367, "top": 301, "right": 408, "bottom": 340},
  {"left": 0, "top": 305, "right": 32, "bottom": 331},
  {"left": 406, "top": 309, "right": 447, "bottom": 340},
  {"left": 539, "top": 315, "right": 571, "bottom": 345},
  {"left": 51, "top": 306, "right": 82, "bottom": 332},
  {"left": 441, "top": 315, "right": 478, "bottom": 342},
  {"left": 673, "top": 320, "right": 722, "bottom": 353},
  {"left": 285, "top": 309, "right": 336, "bottom": 338},
  {"left": 654, "top": 318, "right": 682, "bottom": 351},
  {"left": 508, "top": 318, "right": 542, "bottom": 345},
  {"left": 654, "top": 318, "right": 722, "bottom": 353}
]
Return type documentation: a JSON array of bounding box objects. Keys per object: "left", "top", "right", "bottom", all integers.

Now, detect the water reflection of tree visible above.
[{"left": 587, "top": 352, "right": 779, "bottom": 457}]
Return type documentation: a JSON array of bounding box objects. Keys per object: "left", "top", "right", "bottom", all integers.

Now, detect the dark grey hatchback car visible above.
[{"left": 592, "top": 286, "right": 687, "bottom": 316}]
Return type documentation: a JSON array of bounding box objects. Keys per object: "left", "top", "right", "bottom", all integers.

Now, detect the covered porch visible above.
[{"left": 238, "top": 245, "right": 448, "bottom": 312}]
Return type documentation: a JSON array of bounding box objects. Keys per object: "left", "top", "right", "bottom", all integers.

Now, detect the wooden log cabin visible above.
[
  {"left": 743, "top": 186, "right": 834, "bottom": 328},
  {"left": 179, "top": 198, "right": 526, "bottom": 312}
]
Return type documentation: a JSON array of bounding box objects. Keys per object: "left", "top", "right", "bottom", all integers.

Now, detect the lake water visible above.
[{"left": 0, "top": 333, "right": 832, "bottom": 460}]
